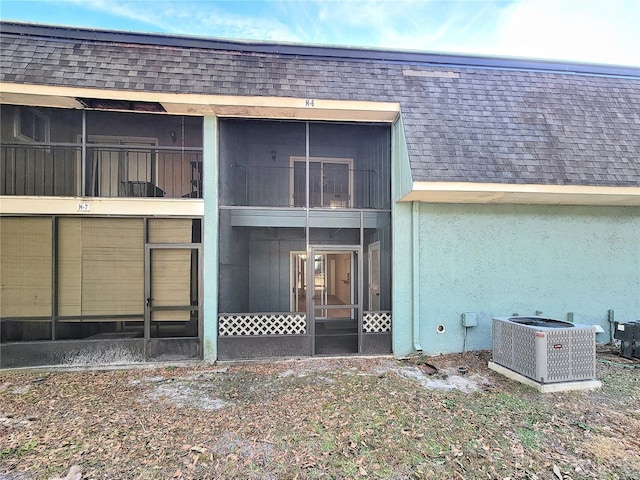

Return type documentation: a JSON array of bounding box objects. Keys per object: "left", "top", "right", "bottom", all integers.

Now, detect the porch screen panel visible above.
[
  {"left": 87, "top": 137, "right": 155, "bottom": 197},
  {"left": 308, "top": 122, "right": 391, "bottom": 209},
  {"left": 93, "top": 149, "right": 120, "bottom": 197},
  {"left": 148, "top": 218, "right": 192, "bottom": 321},
  {"left": 309, "top": 162, "right": 322, "bottom": 207},
  {"left": 57, "top": 218, "right": 82, "bottom": 316},
  {"left": 57, "top": 218, "right": 144, "bottom": 316},
  {"left": 293, "top": 160, "right": 321, "bottom": 207},
  {"left": 293, "top": 162, "right": 306, "bottom": 207},
  {"left": 0, "top": 217, "right": 52, "bottom": 317},
  {"left": 323, "top": 163, "right": 349, "bottom": 207},
  {"left": 82, "top": 218, "right": 144, "bottom": 315},
  {"left": 147, "top": 218, "right": 192, "bottom": 243},
  {"left": 150, "top": 249, "right": 192, "bottom": 321}
]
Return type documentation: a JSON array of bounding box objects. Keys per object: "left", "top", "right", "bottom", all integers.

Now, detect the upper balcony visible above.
[
  {"left": 219, "top": 119, "right": 391, "bottom": 210},
  {"left": 1, "top": 142, "right": 203, "bottom": 198},
  {"left": 1, "top": 105, "right": 203, "bottom": 199}
]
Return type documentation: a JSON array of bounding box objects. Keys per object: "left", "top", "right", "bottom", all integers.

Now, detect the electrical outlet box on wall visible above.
[{"left": 462, "top": 312, "right": 478, "bottom": 327}]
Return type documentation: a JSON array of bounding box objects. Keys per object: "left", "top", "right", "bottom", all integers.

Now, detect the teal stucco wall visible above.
[
  {"left": 391, "top": 116, "right": 416, "bottom": 356},
  {"left": 392, "top": 203, "right": 640, "bottom": 356}
]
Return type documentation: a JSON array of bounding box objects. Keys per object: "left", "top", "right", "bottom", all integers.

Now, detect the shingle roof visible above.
[{"left": 1, "top": 22, "right": 639, "bottom": 187}]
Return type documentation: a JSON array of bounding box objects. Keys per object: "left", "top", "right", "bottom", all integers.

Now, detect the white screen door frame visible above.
[
  {"left": 368, "top": 241, "right": 381, "bottom": 311},
  {"left": 308, "top": 245, "right": 362, "bottom": 355}
]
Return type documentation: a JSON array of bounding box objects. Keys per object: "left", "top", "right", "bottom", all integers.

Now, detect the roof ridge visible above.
[{"left": 1, "top": 20, "right": 639, "bottom": 79}]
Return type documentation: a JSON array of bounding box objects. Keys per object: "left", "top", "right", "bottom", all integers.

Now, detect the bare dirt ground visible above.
[{"left": 1, "top": 348, "right": 639, "bottom": 480}]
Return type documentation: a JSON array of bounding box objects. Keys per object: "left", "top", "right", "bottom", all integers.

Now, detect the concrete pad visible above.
[{"left": 488, "top": 361, "right": 602, "bottom": 393}]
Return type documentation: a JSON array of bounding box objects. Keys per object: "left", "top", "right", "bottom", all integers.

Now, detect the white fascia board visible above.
[
  {"left": 399, "top": 182, "right": 640, "bottom": 206},
  {"left": 0, "top": 83, "right": 400, "bottom": 122}
]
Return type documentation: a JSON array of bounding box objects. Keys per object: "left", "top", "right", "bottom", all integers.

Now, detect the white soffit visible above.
[
  {"left": 0, "top": 83, "right": 400, "bottom": 122},
  {"left": 400, "top": 182, "right": 640, "bottom": 207}
]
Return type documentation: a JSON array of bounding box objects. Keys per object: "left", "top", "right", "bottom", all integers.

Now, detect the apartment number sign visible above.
[
  {"left": 305, "top": 99, "right": 316, "bottom": 107},
  {"left": 77, "top": 202, "right": 91, "bottom": 212}
]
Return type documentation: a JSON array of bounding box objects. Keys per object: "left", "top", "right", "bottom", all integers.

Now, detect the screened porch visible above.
[
  {"left": 0, "top": 105, "right": 203, "bottom": 199},
  {"left": 0, "top": 215, "right": 203, "bottom": 367},
  {"left": 217, "top": 119, "right": 392, "bottom": 359}
]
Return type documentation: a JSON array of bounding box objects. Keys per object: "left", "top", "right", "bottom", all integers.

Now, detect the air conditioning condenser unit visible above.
[{"left": 490, "top": 316, "right": 599, "bottom": 387}]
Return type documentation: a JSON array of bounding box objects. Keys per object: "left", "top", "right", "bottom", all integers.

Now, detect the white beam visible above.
[{"left": 400, "top": 182, "right": 640, "bottom": 206}]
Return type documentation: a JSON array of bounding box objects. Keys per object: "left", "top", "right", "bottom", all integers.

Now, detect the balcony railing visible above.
[
  {"left": 221, "top": 164, "right": 387, "bottom": 209},
  {"left": 1, "top": 143, "right": 203, "bottom": 199},
  {"left": 1, "top": 143, "right": 78, "bottom": 196}
]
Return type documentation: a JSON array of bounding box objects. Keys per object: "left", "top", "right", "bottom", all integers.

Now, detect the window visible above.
[
  {"left": 291, "top": 157, "right": 353, "bottom": 207},
  {"left": 14, "top": 108, "right": 50, "bottom": 142}
]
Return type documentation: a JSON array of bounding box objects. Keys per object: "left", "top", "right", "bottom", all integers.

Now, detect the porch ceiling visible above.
[
  {"left": 399, "top": 182, "right": 640, "bottom": 206},
  {"left": 0, "top": 84, "right": 400, "bottom": 122}
]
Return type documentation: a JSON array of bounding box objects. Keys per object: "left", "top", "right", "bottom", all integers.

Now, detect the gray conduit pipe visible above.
[{"left": 412, "top": 201, "right": 423, "bottom": 353}]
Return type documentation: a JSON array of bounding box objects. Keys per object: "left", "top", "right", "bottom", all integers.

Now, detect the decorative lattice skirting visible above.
[
  {"left": 363, "top": 311, "right": 392, "bottom": 333},
  {"left": 219, "top": 312, "right": 391, "bottom": 336},
  {"left": 218, "top": 313, "right": 307, "bottom": 336}
]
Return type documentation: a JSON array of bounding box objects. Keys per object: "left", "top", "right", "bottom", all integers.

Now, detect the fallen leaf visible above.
[{"left": 553, "top": 464, "right": 563, "bottom": 479}]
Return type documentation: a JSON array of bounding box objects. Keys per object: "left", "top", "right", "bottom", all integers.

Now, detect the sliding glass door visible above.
[{"left": 291, "top": 158, "right": 352, "bottom": 207}]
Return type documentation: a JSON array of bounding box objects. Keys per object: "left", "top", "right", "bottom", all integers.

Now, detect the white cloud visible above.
[
  {"left": 63, "top": 0, "right": 298, "bottom": 41},
  {"left": 493, "top": 0, "right": 640, "bottom": 66},
  {"left": 303, "top": 0, "right": 640, "bottom": 66},
  {"left": 25, "top": 0, "right": 640, "bottom": 66},
  {"left": 173, "top": 8, "right": 296, "bottom": 43}
]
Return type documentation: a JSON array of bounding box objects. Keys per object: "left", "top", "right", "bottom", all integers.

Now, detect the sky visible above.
[{"left": 1, "top": 0, "right": 639, "bottom": 67}]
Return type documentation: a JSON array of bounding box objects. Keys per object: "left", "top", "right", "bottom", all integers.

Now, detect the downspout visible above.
[{"left": 412, "top": 201, "right": 423, "bottom": 353}]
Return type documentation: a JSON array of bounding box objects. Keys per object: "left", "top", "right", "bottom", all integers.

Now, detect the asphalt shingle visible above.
[{"left": 1, "top": 28, "right": 639, "bottom": 187}]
